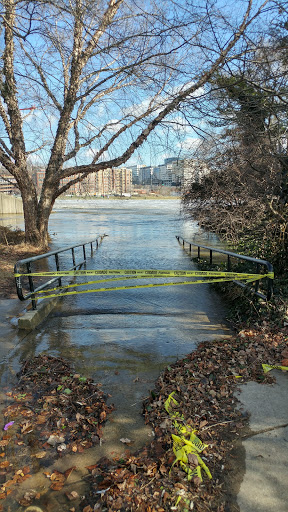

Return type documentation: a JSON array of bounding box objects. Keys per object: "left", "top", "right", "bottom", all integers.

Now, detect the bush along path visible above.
[{"left": 0, "top": 328, "right": 287, "bottom": 511}]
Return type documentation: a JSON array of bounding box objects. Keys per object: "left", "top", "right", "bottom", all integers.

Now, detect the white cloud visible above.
[{"left": 176, "top": 137, "right": 201, "bottom": 151}]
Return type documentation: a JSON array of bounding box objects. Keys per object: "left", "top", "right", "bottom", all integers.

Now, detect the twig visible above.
[
  {"left": 201, "top": 420, "right": 235, "bottom": 431},
  {"left": 140, "top": 474, "right": 157, "bottom": 490}
]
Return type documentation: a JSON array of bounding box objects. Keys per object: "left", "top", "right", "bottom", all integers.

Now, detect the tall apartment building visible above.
[
  {"left": 157, "top": 158, "right": 184, "bottom": 186},
  {"left": 34, "top": 168, "right": 131, "bottom": 196},
  {"left": 95, "top": 167, "right": 132, "bottom": 196}
]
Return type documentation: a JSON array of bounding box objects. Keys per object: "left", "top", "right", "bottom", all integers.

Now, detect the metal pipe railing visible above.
[
  {"left": 14, "top": 235, "right": 107, "bottom": 309},
  {"left": 176, "top": 236, "right": 274, "bottom": 300}
]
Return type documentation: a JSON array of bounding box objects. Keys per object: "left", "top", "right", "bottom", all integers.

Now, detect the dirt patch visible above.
[{"left": 0, "top": 226, "right": 43, "bottom": 299}]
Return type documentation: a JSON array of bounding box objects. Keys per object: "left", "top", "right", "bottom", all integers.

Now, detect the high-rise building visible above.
[
  {"left": 183, "top": 159, "right": 209, "bottom": 190},
  {"left": 95, "top": 168, "right": 132, "bottom": 196},
  {"left": 129, "top": 164, "right": 144, "bottom": 185}
]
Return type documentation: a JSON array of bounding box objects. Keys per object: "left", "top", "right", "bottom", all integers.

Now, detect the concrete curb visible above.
[{"left": 17, "top": 297, "right": 60, "bottom": 330}]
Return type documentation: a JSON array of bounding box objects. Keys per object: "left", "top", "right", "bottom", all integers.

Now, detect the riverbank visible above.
[{"left": 57, "top": 194, "right": 180, "bottom": 201}]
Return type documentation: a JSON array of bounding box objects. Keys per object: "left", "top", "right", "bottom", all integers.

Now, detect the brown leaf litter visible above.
[
  {"left": 0, "top": 354, "right": 113, "bottom": 507},
  {"left": 0, "top": 326, "right": 287, "bottom": 511},
  {"left": 82, "top": 326, "right": 288, "bottom": 512}
]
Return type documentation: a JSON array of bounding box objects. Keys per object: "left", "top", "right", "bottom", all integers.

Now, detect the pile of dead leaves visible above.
[
  {"left": 4, "top": 354, "right": 114, "bottom": 453},
  {"left": 0, "top": 354, "right": 113, "bottom": 508},
  {"left": 83, "top": 326, "right": 288, "bottom": 512}
]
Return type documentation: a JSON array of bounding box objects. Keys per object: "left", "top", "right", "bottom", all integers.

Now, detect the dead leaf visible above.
[
  {"left": 187, "top": 453, "right": 199, "bottom": 466},
  {"left": 18, "top": 490, "right": 37, "bottom": 506},
  {"left": 34, "top": 451, "right": 46, "bottom": 459},
  {"left": 65, "top": 490, "right": 79, "bottom": 501},
  {"left": 21, "top": 422, "right": 33, "bottom": 434},
  {"left": 36, "top": 414, "right": 48, "bottom": 424},
  {"left": 50, "top": 481, "right": 65, "bottom": 491},
  {"left": 50, "top": 470, "right": 65, "bottom": 482},
  {"left": 83, "top": 506, "right": 93, "bottom": 512},
  {"left": 64, "top": 466, "right": 76, "bottom": 480},
  {"left": 100, "top": 410, "right": 106, "bottom": 421}
]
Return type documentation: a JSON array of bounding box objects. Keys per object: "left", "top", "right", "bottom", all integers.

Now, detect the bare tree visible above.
[{"left": 0, "top": 0, "right": 269, "bottom": 246}]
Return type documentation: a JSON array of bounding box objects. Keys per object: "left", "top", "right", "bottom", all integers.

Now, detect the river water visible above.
[{"left": 1, "top": 198, "right": 231, "bottom": 510}]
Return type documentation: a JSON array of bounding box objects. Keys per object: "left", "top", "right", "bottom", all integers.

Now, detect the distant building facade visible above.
[
  {"left": 32, "top": 159, "right": 208, "bottom": 196},
  {"left": 182, "top": 159, "right": 209, "bottom": 190},
  {"left": 35, "top": 167, "right": 132, "bottom": 196},
  {"left": 95, "top": 167, "right": 132, "bottom": 196},
  {"left": 0, "top": 168, "right": 19, "bottom": 194}
]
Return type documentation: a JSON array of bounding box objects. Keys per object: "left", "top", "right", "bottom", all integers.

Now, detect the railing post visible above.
[
  {"left": 72, "top": 248, "right": 76, "bottom": 267},
  {"left": 90, "top": 242, "right": 93, "bottom": 256},
  {"left": 210, "top": 249, "right": 213, "bottom": 265},
  {"left": 55, "top": 253, "right": 62, "bottom": 287},
  {"left": 267, "top": 275, "right": 273, "bottom": 301},
  {"left": 27, "top": 262, "right": 37, "bottom": 310},
  {"left": 83, "top": 244, "right": 86, "bottom": 260},
  {"left": 198, "top": 247, "right": 200, "bottom": 260}
]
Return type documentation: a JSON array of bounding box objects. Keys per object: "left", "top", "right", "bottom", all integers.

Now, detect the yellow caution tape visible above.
[
  {"left": 14, "top": 269, "right": 273, "bottom": 300},
  {"left": 164, "top": 392, "right": 212, "bottom": 482},
  {"left": 164, "top": 391, "right": 185, "bottom": 420},
  {"left": 262, "top": 364, "right": 288, "bottom": 373},
  {"left": 20, "top": 277, "right": 257, "bottom": 301},
  {"left": 14, "top": 269, "right": 274, "bottom": 279}
]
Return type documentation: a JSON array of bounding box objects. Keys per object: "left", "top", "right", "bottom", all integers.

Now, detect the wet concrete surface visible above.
[{"left": 236, "top": 372, "right": 288, "bottom": 512}]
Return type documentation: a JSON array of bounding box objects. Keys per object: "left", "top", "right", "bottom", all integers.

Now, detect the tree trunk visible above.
[{"left": 21, "top": 187, "right": 49, "bottom": 248}]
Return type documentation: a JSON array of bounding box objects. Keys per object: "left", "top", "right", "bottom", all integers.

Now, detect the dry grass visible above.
[{"left": 0, "top": 226, "right": 43, "bottom": 299}]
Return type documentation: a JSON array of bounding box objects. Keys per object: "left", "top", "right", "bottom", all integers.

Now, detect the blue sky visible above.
[{"left": 4, "top": 0, "right": 275, "bottom": 170}]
